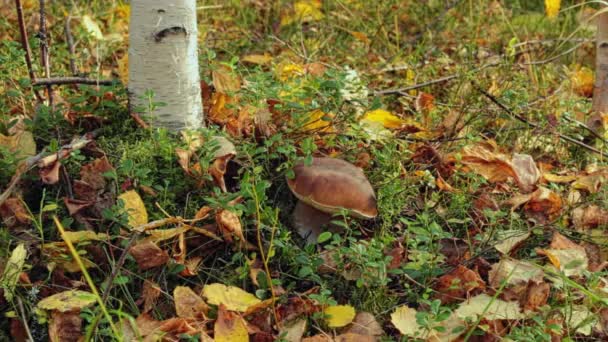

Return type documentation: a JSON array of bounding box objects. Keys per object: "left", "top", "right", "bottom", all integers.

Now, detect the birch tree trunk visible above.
[
  {"left": 128, "top": 0, "right": 203, "bottom": 131},
  {"left": 593, "top": 6, "right": 608, "bottom": 114}
]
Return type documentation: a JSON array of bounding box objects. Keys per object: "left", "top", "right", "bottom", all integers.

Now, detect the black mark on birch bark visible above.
[{"left": 154, "top": 26, "right": 187, "bottom": 42}]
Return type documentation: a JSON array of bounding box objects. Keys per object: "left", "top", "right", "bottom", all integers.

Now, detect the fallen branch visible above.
[
  {"left": 474, "top": 83, "right": 608, "bottom": 159},
  {"left": 0, "top": 130, "right": 100, "bottom": 206},
  {"left": 33, "top": 77, "right": 115, "bottom": 87}
]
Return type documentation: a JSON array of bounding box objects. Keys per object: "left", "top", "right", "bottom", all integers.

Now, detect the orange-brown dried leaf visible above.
[
  {"left": 572, "top": 205, "right": 608, "bottom": 230},
  {"left": 179, "top": 256, "right": 202, "bottom": 277},
  {"left": 523, "top": 187, "right": 563, "bottom": 223},
  {"left": 212, "top": 64, "right": 241, "bottom": 94},
  {"left": 209, "top": 155, "right": 233, "bottom": 192},
  {"left": 524, "top": 281, "right": 550, "bottom": 311},
  {"left": 139, "top": 280, "right": 161, "bottom": 313},
  {"left": 209, "top": 92, "right": 238, "bottom": 125},
  {"left": 48, "top": 310, "right": 82, "bottom": 342},
  {"left": 129, "top": 241, "right": 169, "bottom": 270},
  {"left": 0, "top": 197, "right": 31, "bottom": 227},
  {"left": 79, "top": 157, "right": 114, "bottom": 190},
  {"left": 63, "top": 198, "right": 93, "bottom": 216},
  {"left": 461, "top": 141, "right": 516, "bottom": 183},
  {"left": 434, "top": 265, "right": 485, "bottom": 304},
  {"left": 216, "top": 209, "right": 246, "bottom": 245}
]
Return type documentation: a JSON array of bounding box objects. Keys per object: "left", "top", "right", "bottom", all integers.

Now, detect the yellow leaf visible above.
[
  {"left": 571, "top": 66, "right": 594, "bottom": 97},
  {"left": 301, "top": 109, "right": 334, "bottom": 132},
  {"left": 202, "top": 283, "right": 261, "bottom": 312},
  {"left": 545, "top": 0, "right": 561, "bottom": 18},
  {"left": 212, "top": 65, "right": 242, "bottom": 94},
  {"left": 146, "top": 226, "right": 190, "bottom": 243},
  {"left": 114, "top": 3, "right": 130, "bottom": 20},
  {"left": 350, "top": 31, "right": 370, "bottom": 44},
  {"left": 360, "top": 109, "right": 406, "bottom": 129},
  {"left": 241, "top": 54, "right": 273, "bottom": 65},
  {"left": 117, "top": 54, "right": 128, "bottom": 85},
  {"left": 390, "top": 306, "right": 422, "bottom": 336},
  {"left": 37, "top": 290, "right": 97, "bottom": 312},
  {"left": 0, "top": 131, "right": 36, "bottom": 160},
  {"left": 118, "top": 191, "right": 148, "bottom": 229},
  {"left": 276, "top": 62, "right": 305, "bottom": 82},
  {"left": 214, "top": 305, "right": 249, "bottom": 342},
  {"left": 1, "top": 243, "right": 27, "bottom": 302},
  {"left": 281, "top": 0, "right": 324, "bottom": 26},
  {"left": 62, "top": 231, "right": 108, "bottom": 244},
  {"left": 324, "top": 305, "right": 356, "bottom": 328},
  {"left": 82, "top": 15, "right": 104, "bottom": 40}
]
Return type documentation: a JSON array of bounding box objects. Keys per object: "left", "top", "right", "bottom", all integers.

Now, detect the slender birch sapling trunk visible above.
[
  {"left": 128, "top": 0, "right": 203, "bottom": 131},
  {"left": 591, "top": 5, "right": 608, "bottom": 135}
]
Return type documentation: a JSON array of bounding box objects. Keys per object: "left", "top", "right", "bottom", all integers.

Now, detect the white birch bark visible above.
[{"left": 128, "top": 0, "right": 202, "bottom": 131}]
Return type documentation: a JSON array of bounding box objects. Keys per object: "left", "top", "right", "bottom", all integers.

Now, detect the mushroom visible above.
[{"left": 287, "top": 157, "right": 377, "bottom": 243}]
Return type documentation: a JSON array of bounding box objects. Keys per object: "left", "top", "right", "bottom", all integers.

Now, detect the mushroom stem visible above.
[{"left": 292, "top": 201, "right": 343, "bottom": 244}]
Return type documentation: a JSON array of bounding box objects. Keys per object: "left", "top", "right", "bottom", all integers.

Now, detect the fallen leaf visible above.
[
  {"left": 280, "top": 318, "right": 307, "bottom": 342},
  {"left": 140, "top": 280, "right": 161, "bottom": 313},
  {"left": 0, "top": 130, "right": 36, "bottom": 161},
  {"left": 37, "top": 290, "right": 97, "bottom": 312},
  {"left": 39, "top": 161, "right": 61, "bottom": 185},
  {"left": 543, "top": 173, "right": 577, "bottom": 183},
  {"left": 0, "top": 197, "right": 31, "bottom": 227},
  {"left": 241, "top": 53, "right": 272, "bottom": 65},
  {"left": 202, "top": 283, "right": 261, "bottom": 312},
  {"left": 129, "top": 241, "right": 169, "bottom": 270},
  {"left": 494, "top": 230, "right": 531, "bottom": 255},
  {"left": 489, "top": 259, "right": 544, "bottom": 288},
  {"left": 455, "top": 294, "right": 524, "bottom": 320},
  {"left": 214, "top": 305, "right": 249, "bottom": 342},
  {"left": 216, "top": 209, "right": 246, "bottom": 246},
  {"left": 563, "top": 305, "right": 598, "bottom": 335},
  {"left": 344, "top": 312, "right": 383, "bottom": 337},
  {"left": 572, "top": 173, "right": 606, "bottom": 193},
  {"left": 524, "top": 187, "right": 563, "bottom": 223},
  {"left": 174, "top": 286, "right": 209, "bottom": 320},
  {"left": 360, "top": 109, "right": 407, "bottom": 129},
  {"left": 571, "top": 66, "right": 594, "bottom": 97},
  {"left": 213, "top": 64, "right": 242, "bottom": 94},
  {"left": 48, "top": 310, "right": 82, "bottom": 342},
  {"left": 572, "top": 205, "right": 608, "bottom": 230},
  {"left": 461, "top": 141, "right": 516, "bottom": 183},
  {"left": 1, "top": 243, "right": 27, "bottom": 301},
  {"left": 434, "top": 265, "right": 485, "bottom": 304},
  {"left": 301, "top": 109, "right": 334, "bottom": 133},
  {"left": 324, "top": 305, "right": 356, "bottom": 328},
  {"left": 118, "top": 190, "right": 148, "bottom": 229},
  {"left": 116, "top": 54, "right": 128, "bottom": 85},
  {"left": 61, "top": 231, "right": 108, "bottom": 244},
  {"left": 523, "top": 281, "right": 550, "bottom": 311},
  {"left": 390, "top": 306, "right": 422, "bottom": 337},
  {"left": 79, "top": 157, "right": 113, "bottom": 190},
  {"left": 146, "top": 226, "right": 190, "bottom": 243},
  {"left": 335, "top": 333, "right": 376, "bottom": 342},
  {"left": 538, "top": 248, "right": 588, "bottom": 277},
  {"left": 63, "top": 198, "right": 93, "bottom": 216},
  {"left": 512, "top": 153, "right": 540, "bottom": 193}
]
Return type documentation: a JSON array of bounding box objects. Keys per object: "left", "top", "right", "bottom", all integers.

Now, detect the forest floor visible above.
[{"left": 1, "top": 0, "right": 608, "bottom": 341}]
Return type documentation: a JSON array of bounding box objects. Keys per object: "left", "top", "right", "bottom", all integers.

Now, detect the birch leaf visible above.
[
  {"left": 202, "top": 283, "right": 261, "bottom": 312},
  {"left": 1, "top": 243, "right": 27, "bottom": 301},
  {"left": 455, "top": 294, "right": 524, "bottom": 320},
  {"left": 324, "top": 305, "right": 356, "bottom": 328},
  {"left": 361, "top": 109, "right": 407, "bottom": 129},
  {"left": 118, "top": 190, "right": 148, "bottom": 229},
  {"left": 390, "top": 306, "right": 422, "bottom": 336},
  {"left": 214, "top": 305, "right": 249, "bottom": 342},
  {"left": 37, "top": 290, "right": 97, "bottom": 312}
]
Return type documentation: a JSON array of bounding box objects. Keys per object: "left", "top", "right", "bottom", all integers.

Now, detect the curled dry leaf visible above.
[
  {"left": 280, "top": 318, "right": 307, "bottom": 342},
  {"left": 129, "top": 241, "right": 169, "bottom": 270},
  {"left": 460, "top": 140, "right": 516, "bottom": 183},
  {"left": 523, "top": 281, "right": 550, "bottom": 311},
  {"left": 48, "top": 310, "right": 82, "bottom": 342},
  {"left": 572, "top": 205, "right": 608, "bottom": 231},
  {"left": 174, "top": 286, "right": 210, "bottom": 320},
  {"left": 202, "top": 283, "right": 261, "bottom": 312},
  {"left": 79, "top": 157, "right": 114, "bottom": 190},
  {"left": 140, "top": 280, "right": 161, "bottom": 313},
  {"left": 216, "top": 209, "right": 246, "bottom": 246},
  {"left": 572, "top": 173, "right": 606, "bottom": 194},
  {"left": 434, "top": 265, "right": 485, "bottom": 304},
  {"left": 214, "top": 305, "right": 249, "bottom": 342},
  {"left": 40, "top": 161, "right": 62, "bottom": 185},
  {"left": 0, "top": 197, "right": 31, "bottom": 227},
  {"left": 63, "top": 198, "right": 93, "bottom": 216},
  {"left": 512, "top": 153, "right": 540, "bottom": 193},
  {"left": 523, "top": 187, "right": 563, "bottom": 223}
]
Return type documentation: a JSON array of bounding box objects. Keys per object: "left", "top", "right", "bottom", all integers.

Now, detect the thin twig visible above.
[
  {"left": 473, "top": 83, "right": 608, "bottom": 158},
  {"left": 33, "top": 77, "right": 114, "bottom": 86},
  {"left": 64, "top": 15, "right": 78, "bottom": 76},
  {"left": 16, "top": 297, "right": 34, "bottom": 342},
  {"left": 374, "top": 62, "right": 501, "bottom": 96},
  {"left": 38, "top": 0, "right": 53, "bottom": 106},
  {"left": 14, "top": 0, "right": 43, "bottom": 102}
]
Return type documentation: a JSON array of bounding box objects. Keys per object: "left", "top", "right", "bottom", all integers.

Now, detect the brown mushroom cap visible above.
[{"left": 287, "top": 157, "right": 378, "bottom": 219}]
